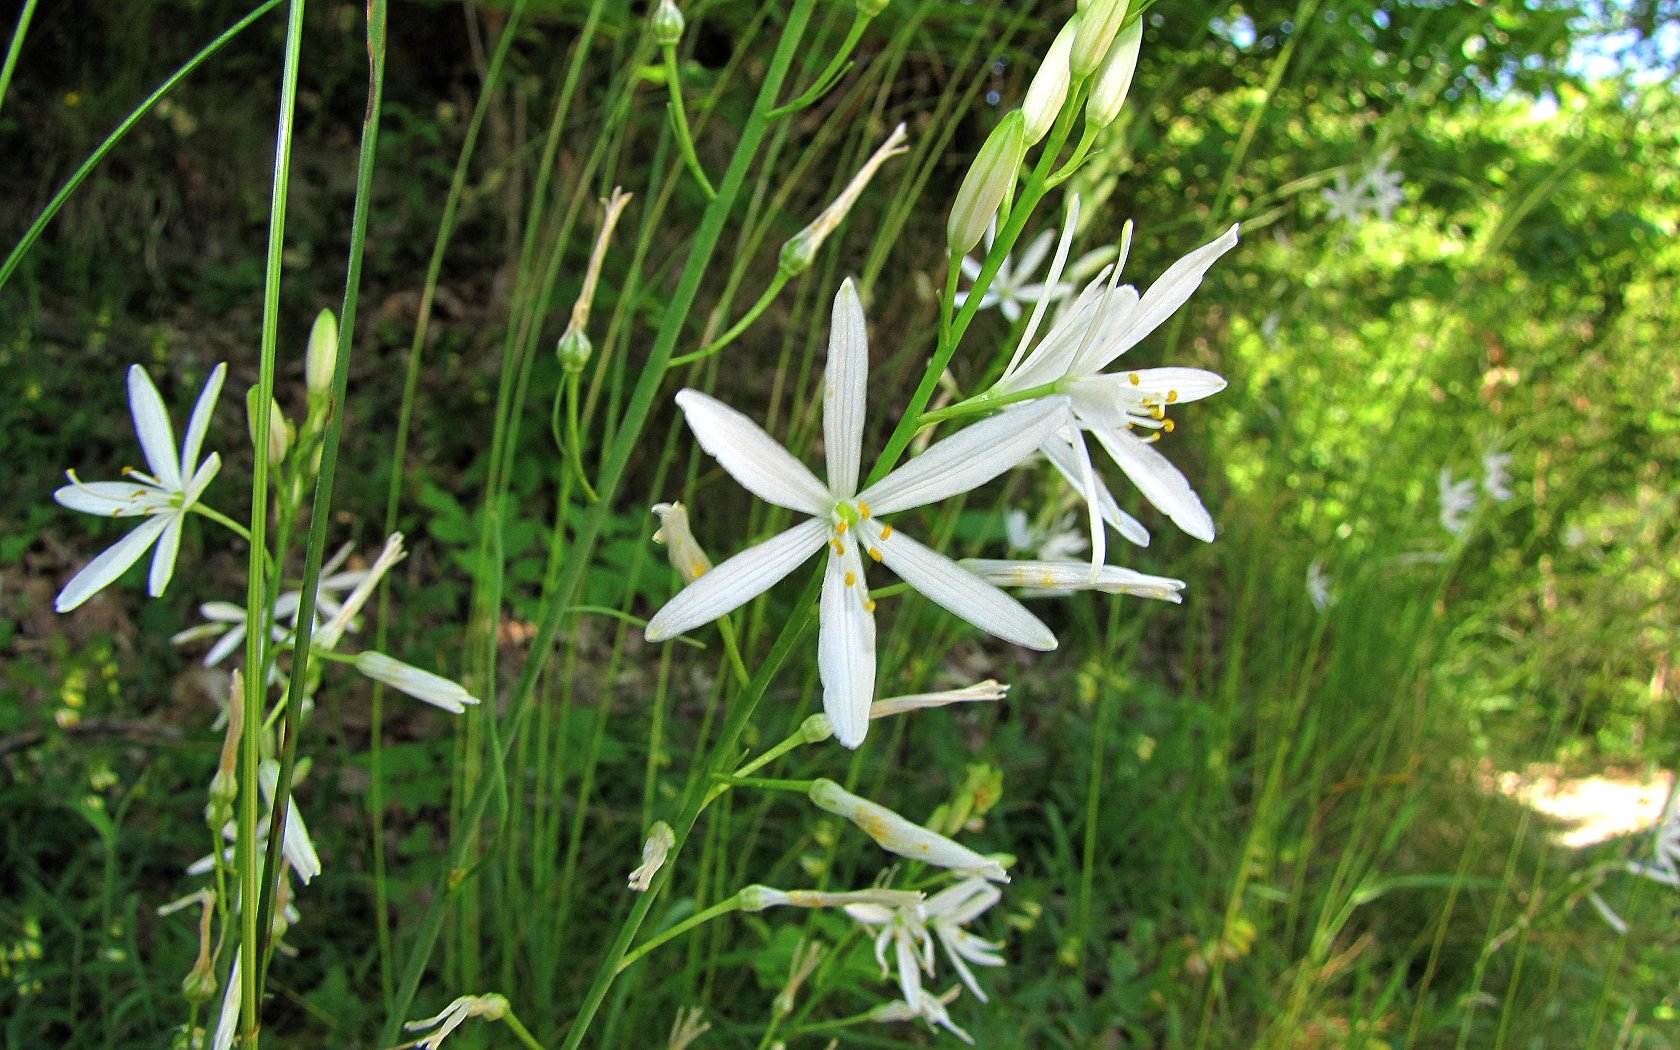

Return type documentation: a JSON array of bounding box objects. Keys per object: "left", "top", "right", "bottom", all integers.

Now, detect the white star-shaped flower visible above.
[
  {"left": 645, "top": 280, "right": 1065, "bottom": 747},
  {"left": 847, "top": 876, "right": 1005, "bottom": 1019},
  {"left": 957, "top": 226, "right": 1071, "bottom": 323},
  {"left": 1438, "top": 468, "right": 1477, "bottom": 535},
  {"left": 54, "top": 363, "right": 227, "bottom": 612},
  {"left": 1481, "top": 449, "right": 1513, "bottom": 502},
  {"left": 1320, "top": 171, "right": 1366, "bottom": 224}
]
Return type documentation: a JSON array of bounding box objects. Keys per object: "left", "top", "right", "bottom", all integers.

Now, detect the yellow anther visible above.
[
  {"left": 835, "top": 520, "right": 848, "bottom": 535},
  {"left": 879, "top": 524, "right": 893, "bottom": 539},
  {"left": 865, "top": 599, "right": 877, "bottom": 612},
  {"left": 1142, "top": 432, "right": 1161, "bottom": 444},
  {"left": 1166, "top": 389, "right": 1180, "bottom": 403},
  {"left": 693, "top": 565, "right": 708, "bottom": 577},
  {"left": 1150, "top": 404, "right": 1165, "bottom": 420},
  {"left": 844, "top": 571, "right": 857, "bottom": 587},
  {"left": 858, "top": 502, "right": 871, "bottom": 519},
  {"left": 1163, "top": 419, "right": 1176, "bottom": 433},
  {"left": 830, "top": 539, "right": 845, "bottom": 556},
  {"left": 1128, "top": 373, "right": 1140, "bottom": 385},
  {"left": 868, "top": 547, "right": 883, "bottom": 562}
]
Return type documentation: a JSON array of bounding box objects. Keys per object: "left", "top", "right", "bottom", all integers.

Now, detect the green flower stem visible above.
[
  {"left": 706, "top": 730, "right": 811, "bottom": 805},
  {"left": 668, "top": 272, "right": 790, "bottom": 367},
  {"left": 663, "top": 44, "right": 717, "bottom": 200},
  {"left": 238, "top": 2, "right": 306, "bottom": 1043},
  {"left": 0, "top": 0, "right": 284, "bottom": 293},
  {"left": 711, "top": 774, "right": 816, "bottom": 794},
  {"left": 615, "top": 894, "right": 744, "bottom": 975},
  {"left": 382, "top": 5, "right": 818, "bottom": 1039},
  {"left": 0, "top": 0, "right": 39, "bottom": 116},
  {"left": 499, "top": 1008, "right": 549, "bottom": 1050},
  {"left": 564, "top": 372, "right": 599, "bottom": 501},
  {"left": 915, "top": 379, "right": 1067, "bottom": 429},
  {"left": 766, "top": 9, "right": 869, "bottom": 119}
]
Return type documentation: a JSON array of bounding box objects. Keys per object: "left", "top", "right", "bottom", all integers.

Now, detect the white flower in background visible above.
[
  {"left": 1359, "top": 150, "right": 1405, "bottom": 221},
  {"left": 354, "top": 651, "right": 481, "bottom": 714},
  {"left": 627, "top": 822, "right": 675, "bottom": 892},
  {"left": 1319, "top": 171, "right": 1366, "bottom": 224},
  {"left": 987, "top": 202, "right": 1239, "bottom": 568},
  {"left": 921, "top": 877, "right": 1006, "bottom": 1002},
  {"left": 963, "top": 559, "right": 1186, "bottom": 602},
  {"left": 403, "top": 994, "right": 510, "bottom": 1050},
  {"left": 1628, "top": 790, "right": 1680, "bottom": 889},
  {"left": 54, "top": 363, "right": 227, "bottom": 612},
  {"left": 808, "top": 778, "right": 1009, "bottom": 881},
  {"left": 258, "top": 759, "right": 322, "bottom": 884},
  {"left": 645, "top": 280, "right": 1063, "bottom": 748},
  {"left": 1306, "top": 559, "right": 1332, "bottom": 610},
  {"left": 312, "top": 532, "right": 405, "bottom": 650},
  {"left": 958, "top": 226, "right": 1070, "bottom": 323},
  {"left": 870, "top": 985, "right": 972, "bottom": 1044},
  {"left": 847, "top": 877, "right": 1003, "bottom": 1036},
  {"left": 171, "top": 543, "right": 369, "bottom": 667},
  {"left": 871, "top": 680, "right": 1008, "bottom": 720},
  {"left": 1481, "top": 449, "right": 1513, "bottom": 502},
  {"left": 1003, "top": 508, "right": 1087, "bottom": 561},
  {"left": 1438, "top": 468, "right": 1477, "bottom": 535}
]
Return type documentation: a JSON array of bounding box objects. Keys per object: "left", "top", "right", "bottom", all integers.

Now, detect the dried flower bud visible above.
[
  {"left": 305, "top": 309, "right": 337, "bottom": 398},
  {"left": 947, "top": 110, "right": 1025, "bottom": 256},
  {"left": 1023, "top": 18, "right": 1078, "bottom": 146},
  {"left": 651, "top": 502, "right": 711, "bottom": 583},
  {"left": 182, "top": 961, "right": 217, "bottom": 1005},
  {"left": 627, "top": 821, "right": 676, "bottom": 892},
  {"left": 1086, "top": 16, "right": 1142, "bottom": 128},
  {"left": 1071, "top": 0, "right": 1129, "bottom": 78},
  {"left": 782, "top": 123, "right": 910, "bottom": 277},
  {"left": 807, "top": 778, "right": 1010, "bottom": 881},
  {"left": 652, "top": 0, "right": 684, "bottom": 45}
]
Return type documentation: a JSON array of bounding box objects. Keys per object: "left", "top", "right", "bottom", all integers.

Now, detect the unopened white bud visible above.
[
  {"left": 1071, "top": 0, "right": 1129, "bottom": 78},
  {"left": 807, "top": 779, "right": 1010, "bottom": 881},
  {"left": 628, "top": 821, "right": 676, "bottom": 892},
  {"left": 651, "top": 502, "right": 711, "bottom": 583},
  {"left": 1022, "top": 18, "right": 1078, "bottom": 146},
  {"left": 245, "top": 388, "right": 290, "bottom": 465},
  {"left": 1086, "top": 16, "right": 1142, "bottom": 128},
  {"left": 305, "top": 309, "right": 337, "bottom": 397},
  {"left": 947, "top": 111, "right": 1025, "bottom": 256},
  {"left": 652, "top": 0, "right": 684, "bottom": 45},
  {"left": 354, "top": 651, "right": 481, "bottom": 714}
]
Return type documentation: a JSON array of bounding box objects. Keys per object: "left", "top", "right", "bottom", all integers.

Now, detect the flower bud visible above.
[
  {"left": 1022, "top": 18, "right": 1077, "bottom": 146},
  {"left": 181, "top": 962, "right": 217, "bottom": 1005},
  {"left": 807, "top": 778, "right": 1010, "bottom": 881},
  {"left": 245, "top": 388, "right": 290, "bottom": 465},
  {"left": 947, "top": 110, "right": 1025, "bottom": 256},
  {"left": 651, "top": 0, "right": 684, "bottom": 45},
  {"left": 856, "top": 0, "right": 889, "bottom": 15},
  {"left": 1086, "top": 16, "right": 1142, "bottom": 128},
  {"left": 798, "top": 713, "right": 834, "bottom": 744},
  {"left": 305, "top": 309, "right": 337, "bottom": 398},
  {"left": 556, "top": 327, "right": 592, "bottom": 374},
  {"left": 1071, "top": 0, "right": 1128, "bottom": 78}
]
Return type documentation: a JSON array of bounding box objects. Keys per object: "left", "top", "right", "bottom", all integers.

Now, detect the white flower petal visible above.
[
  {"left": 1001, "top": 274, "right": 1136, "bottom": 392},
  {"left": 894, "top": 926, "right": 922, "bottom": 1010},
  {"left": 819, "top": 541, "right": 876, "bottom": 749},
  {"left": 959, "top": 255, "right": 982, "bottom": 281},
  {"left": 823, "top": 280, "right": 869, "bottom": 499},
  {"left": 674, "top": 389, "right": 829, "bottom": 515},
  {"left": 203, "top": 621, "right": 248, "bottom": 667},
  {"left": 1088, "top": 422, "right": 1215, "bottom": 542},
  {"left": 862, "top": 522, "right": 1056, "bottom": 650},
  {"left": 1015, "top": 228, "right": 1057, "bottom": 280},
  {"left": 179, "top": 363, "right": 227, "bottom": 477},
  {"left": 645, "top": 519, "right": 827, "bottom": 641},
  {"left": 259, "top": 760, "right": 323, "bottom": 884},
  {"left": 147, "top": 514, "right": 185, "bottom": 597},
  {"left": 808, "top": 779, "right": 1009, "bottom": 881},
  {"left": 127, "top": 364, "right": 182, "bottom": 491},
  {"left": 1041, "top": 430, "right": 1151, "bottom": 547},
  {"left": 354, "top": 651, "right": 481, "bottom": 713},
  {"left": 182, "top": 452, "right": 222, "bottom": 508},
  {"left": 54, "top": 479, "right": 170, "bottom": 518},
  {"left": 1075, "top": 224, "right": 1240, "bottom": 375},
  {"left": 1076, "top": 366, "right": 1227, "bottom": 406},
  {"left": 55, "top": 514, "right": 170, "bottom": 612},
  {"left": 860, "top": 399, "right": 1067, "bottom": 516},
  {"left": 962, "top": 559, "right": 1186, "bottom": 601}
]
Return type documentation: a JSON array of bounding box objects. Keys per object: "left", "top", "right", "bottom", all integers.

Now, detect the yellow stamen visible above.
[
  {"left": 844, "top": 571, "right": 857, "bottom": 587},
  {"left": 1142, "top": 432, "right": 1161, "bottom": 444},
  {"left": 879, "top": 524, "right": 893, "bottom": 539},
  {"left": 1166, "top": 389, "right": 1179, "bottom": 403},
  {"left": 858, "top": 502, "right": 871, "bottom": 519},
  {"left": 1128, "top": 373, "right": 1140, "bottom": 386},
  {"left": 864, "top": 599, "right": 877, "bottom": 612},
  {"left": 1163, "top": 419, "right": 1176, "bottom": 433},
  {"left": 1150, "top": 404, "right": 1165, "bottom": 420},
  {"left": 868, "top": 547, "right": 883, "bottom": 562},
  {"left": 835, "top": 520, "right": 848, "bottom": 535},
  {"left": 830, "top": 539, "right": 845, "bottom": 556}
]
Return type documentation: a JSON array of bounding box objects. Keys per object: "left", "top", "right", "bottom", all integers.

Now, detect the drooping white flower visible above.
[
  {"left": 628, "top": 822, "right": 676, "bottom": 892},
  {"left": 54, "top": 363, "right": 227, "bottom": 612},
  {"left": 171, "top": 543, "right": 369, "bottom": 667},
  {"left": 962, "top": 559, "right": 1185, "bottom": 602},
  {"left": 988, "top": 205, "right": 1239, "bottom": 567},
  {"left": 1306, "top": 559, "right": 1332, "bottom": 611},
  {"left": 869, "top": 984, "right": 973, "bottom": 1044},
  {"left": 403, "top": 994, "right": 510, "bottom": 1050},
  {"left": 645, "top": 280, "right": 1064, "bottom": 748},
  {"left": 354, "top": 651, "right": 482, "bottom": 714},
  {"left": 1438, "top": 468, "right": 1477, "bottom": 535},
  {"left": 258, "top": 759, "right": 322, "bottom": 885},
  {"left": 1481, "top": 449, "right": 1513, "bottom": 503},
  {"left": 808, "top": 779, "right": 1009, "bottom": 881},
  {"left": 870, "top": 680, "right": 1008, "bottom": 720}
]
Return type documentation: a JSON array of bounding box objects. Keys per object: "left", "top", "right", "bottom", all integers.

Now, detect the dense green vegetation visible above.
[{"left": 1, "top": 1, "right": 1676, "bottom": 1047}]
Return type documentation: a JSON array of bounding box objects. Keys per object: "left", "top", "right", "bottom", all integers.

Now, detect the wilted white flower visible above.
[
  {"left": 963, "top": 559, "right": 1185, "bottom": 602},
  {"left": 870, "top": 680, "right": 1008, "bottom": 720},
  {"left": 403, "top": 993, "right": 510, "bottom": 1050},
  {"left": 171, "top": 543, "right": 368, "bottom": 667},
  {"left": 313, "top": 532, "right": 405, "bottom": 650},
  {"left": 848, "top": 877, "right": 1003, "bottom": 1037},
  {"left": 354, "top": 651, "right": 481, "bottom": 714},
  {"left": 782, "top": 123, "right": 909, "bottom": 275},
  {"left": 645, "top": 280, "right": 1063, "bottom": 748},
  {"left": 1306, "top": 559, "right": 1332, "bottom": 611},
  {"left": 870, "top": 984, "right": 972, "bottom": 1044},
  {"left": 628, "top": 822, "right": 676, "bottom": 892},
  {"left": 808, "top": 779, "right": 1009, "bottom": 881},
  {"left": 1438, "top": 468, "right": 1477, "bottom": 535},
  {"left": 1481, "top": 449, "right": 1513, "bottom": 502},
  {"left": 651, "top": 502, "right": 711, "bottom": 583},
  {"left": 738, "top": 884, "right": 925, "bottom": 912},
  {"left": 54, "top": 363, "right": 227, "bottom": 612}
]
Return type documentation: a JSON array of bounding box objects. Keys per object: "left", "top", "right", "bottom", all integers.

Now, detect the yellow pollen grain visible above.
[
  {"left": 835, "top": 520, "right": 848, "bottom": 534},
  {"left": 879, "top": 524, "right": 893, "bottom": 539},
  {"left": 1128, "top": 373, "right": 1140, "bottom": 385},
  {"left": 865, "top": 599, "right": 877, "bottom": 612},
  {"left": 1167, "top": 389, "right": 1180, "bottom": 403},
  {"left": 868, "top": 547, "right": 883, "bottom": 562},
  {"left": 858, "top": 502, "right": 871, "bottom": 519},
  {"left": 1163, "top": 419, "right": 1176, "bottom": 433},
  {"left": 830, "top": 539, "right": 845, "bottom": 556},
  {"left": 844, "top": 571, "right": 857, "bottom": 587}
]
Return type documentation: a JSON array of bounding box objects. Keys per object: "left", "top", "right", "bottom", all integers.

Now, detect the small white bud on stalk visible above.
[
  {"left": 781, "top": 123, "right": 910, "bottom": 277},
  {"left": 807, "top": 778, "right": 1010, "bottom": 881},
  {"left": 1022, "top": 18, "right": 1078, "bottom": 146},
  {"left": 628, "top": 821, "right": 676, "bottom": 892},
  {"left": 354, "top": 651, "right": 482, "bottom": 714},
  {"left": 651, "top": 502, "right": 711, "bottom": 583},
  {"left": 305, "top": 308, "right": 337, "bottom": 398},
  {"left": 1086, "top": 16, "right": 1142, "bottom": 128},
  {"left": 737, "top": 884, "right": 924, "bottom": 912},
  {"left": 947, "top": 110, "right": 1026, "bottom": 256},
  {"left": 651, "top": 0, "right": 684, "bottom": 45},
  {"left": 245, "top": 388, "right": 291, "bottom": 465},
  {"left": 1071, "top": 0, "right": 1129, "bottom": 78}
]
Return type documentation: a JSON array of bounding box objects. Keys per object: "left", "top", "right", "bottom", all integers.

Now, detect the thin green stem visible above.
[
  {"left": 766, "top": 11, "right": 869, "bottom": 118},
  {"left": 0, "top": 0, "right": 38, "bottom": 116},
  {"left": 668, "top": 273, "right": 789, "bottom": 367},
  {"left": 564, "top": 372, "right": 599, "bottom": 501},
  {"left": 0, "top": 0, "right": 284, "bottom": 293},
  {"left": 916, "top": 378, "right": 1066, "bottom": 428},
  {"left": 663, "top": 45, "right": 716, "bottom": 199},
  {"left": 499, "top": 1010, "right": 548, "bottom": 1050},
  {"left": 615, "top": 895, "right": 744, "bottom": 974}
]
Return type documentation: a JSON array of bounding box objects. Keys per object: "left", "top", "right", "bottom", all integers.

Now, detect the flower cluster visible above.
[{"left": 1320, "top": 149, "right": 1406, "bottom": 225}]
